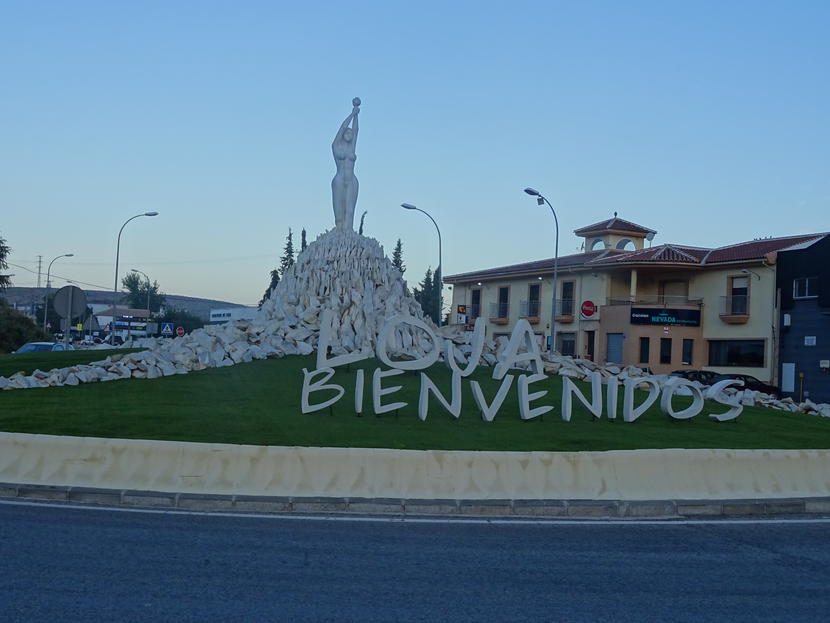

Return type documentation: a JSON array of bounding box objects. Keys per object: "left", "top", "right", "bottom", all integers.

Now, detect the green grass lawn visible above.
[
  {"left": 1, "top": 352, "right": 829, "bottom": 451},
  {"left": 0, "top": 349, "right": 141, "bottom": 378}
]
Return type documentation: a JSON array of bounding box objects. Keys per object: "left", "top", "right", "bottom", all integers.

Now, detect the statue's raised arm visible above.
[{"left": 331, "top": 97, "right": 361, "bottom": 231}]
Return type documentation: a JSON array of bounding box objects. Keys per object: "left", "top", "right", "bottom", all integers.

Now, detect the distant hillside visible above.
[{"left": 3, "top": 287, "right": 246, "bottom": 321}]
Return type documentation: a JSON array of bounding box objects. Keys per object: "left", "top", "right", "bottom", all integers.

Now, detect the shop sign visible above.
[
  {"left": 581, "top": 300, "right": 597, "bottom": 317},
  {"left": 630, "top": 307, "right": 700, "bottom": 327}
]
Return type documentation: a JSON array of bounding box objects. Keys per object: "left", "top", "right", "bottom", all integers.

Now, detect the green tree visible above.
[
  {"left": 279, "top": 228, "right": 295, "bottom": 277},
  {"left": 300, "top": 228, "right": 308, "bottom": 253},
  {"left": 358, "top": 211, "right": 367, "bottom": 235},
  {"left": 121, "top": 272, "right": 165, "bottom": 313},
  {"left": 0, "top": 300, "right": 49, "bottom": 353},
  {"left": 259, "top": 268, "right": 279, "bottom": 307},
  {"left": 159, "top": 308, "right": 204, "bottom": 333},
  {"left": 0, "top": 233, "right": 11, "bottom": 294},
  {"left": 392, "top": 239, "right": 406, "bottom": 275},
  {"left": 413, "top": 267, "right": 439, "bottom": 324}
]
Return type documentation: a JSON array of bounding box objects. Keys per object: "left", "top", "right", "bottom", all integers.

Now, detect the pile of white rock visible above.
[
  {"left": 537, "top": 352, "right": 830, "bottom": 418},
  {"left": 2, "top": 227, "right": 829, "bottom": 420},
  {"left": 0, "top": 230, "right": 461, "bottom": 391}
]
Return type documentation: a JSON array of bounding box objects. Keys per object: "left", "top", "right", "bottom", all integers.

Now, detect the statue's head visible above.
[{"left": 343, "top": 128, "right": 354, "bottom": 142}]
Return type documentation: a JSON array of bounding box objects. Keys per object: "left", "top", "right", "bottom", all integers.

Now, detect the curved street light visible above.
[
  {"left": 113, "top": 212, "right": 158, "bottom": 338},
  {"left": 43, "top": 253, "right": 74, "bottom": 331},
  {"left": 401, "top": 203, "right": 443, "bottom": 326},
  {"left": 524, "top": 187, "right": 559, "bottom": 355}
]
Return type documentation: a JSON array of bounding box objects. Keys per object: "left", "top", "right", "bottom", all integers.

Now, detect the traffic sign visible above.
[
  {"left": 176, "top": 326, "right": 185, "bottom": 337},
  {"left": 161, "top": 322, "right": 174, "bottom": 336}
]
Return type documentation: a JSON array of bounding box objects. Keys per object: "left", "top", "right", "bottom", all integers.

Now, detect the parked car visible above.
[
  {"left": 670, "top": 370, "right": 726, "bottom": 386},
  {"left": 13, "top": 342, "right": 76, "bottom": 354},
  {"left": 718, "top": 373, "right": 779, "bottom": 397}
]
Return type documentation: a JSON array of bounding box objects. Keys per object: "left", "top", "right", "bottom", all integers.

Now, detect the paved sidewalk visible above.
[{"left": 3, "top": 482, "right": 830, "bottom": 519}]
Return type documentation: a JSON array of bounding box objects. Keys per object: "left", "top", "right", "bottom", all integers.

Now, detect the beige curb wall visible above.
[{"left": 2, "top": 432, "right": 830, "bottom": 500}]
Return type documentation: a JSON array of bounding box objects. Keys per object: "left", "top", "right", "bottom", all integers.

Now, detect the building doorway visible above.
[{"left": 585, "top": 330, "right": 595, "bottom": 361}]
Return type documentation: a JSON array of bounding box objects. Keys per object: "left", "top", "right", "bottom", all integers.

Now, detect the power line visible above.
[{"left": 6, "top": 262, "right": 111, "bottom": 290}]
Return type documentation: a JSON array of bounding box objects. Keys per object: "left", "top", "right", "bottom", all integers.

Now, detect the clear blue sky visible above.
[{"left": 2, "top": 1, "right": 828, "bottom": 304}]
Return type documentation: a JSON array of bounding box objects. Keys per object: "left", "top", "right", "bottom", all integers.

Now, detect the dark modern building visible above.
[{"left": 777, "top": 235, "right": 830, "bottom": 402}]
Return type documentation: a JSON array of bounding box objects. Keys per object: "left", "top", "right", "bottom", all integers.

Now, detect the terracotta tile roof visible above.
[
  {"left": 444, "top": 232, "right": 829, "bottom": 283},
  {"left": 702, "top": 234, "right": 826, "bottom": 264},
  {"left": 574, "top": 217, "right": 656, "bottom": 237},
  {"left": 596, "top": 244, "right": 709, "bottom": 265},
  {"left": 444, "top": 250, "right": 610, "bottom": 283}
]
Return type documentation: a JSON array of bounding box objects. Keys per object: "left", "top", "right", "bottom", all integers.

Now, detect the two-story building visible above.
[{"left": 445, "top": 216, "right": 828, "bottom": 385}]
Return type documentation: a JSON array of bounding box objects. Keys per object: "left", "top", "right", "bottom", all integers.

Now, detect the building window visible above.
[
  {"left": 708, "top": 340, "right": 765, "bottom": 367},
  {"left": 490, "top": 287, "right": 509, "bottom": 320},
  {"left": 525, "top": 284, "right": 540, "bottom": 317},
  {"left": 793, "top": 277, "right": 818, "bottom": 299},
  {"left": 559, "top": 281, "right": 575, "bottom": 316},
  {"left": 638, "top": 337, "right": 649, "bottom": 364},
  {"left": 660, "top": 338, "right": 672, "bottom": 364},
  {"left": 471, "top": 289, "right": 481, "bottom": 319},
  {"left": 728, "top": 276, "right": 749, "bottom": 315},
  {"left": 682, "top": 339, "right": 693, "bottom": 365},
  {"left": 558, "top": 332, "right": 576, "bottom": 357}
]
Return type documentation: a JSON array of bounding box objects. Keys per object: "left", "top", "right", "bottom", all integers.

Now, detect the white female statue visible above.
[{"left": 331, "top": 97, "right": 360, "bottom": 231}]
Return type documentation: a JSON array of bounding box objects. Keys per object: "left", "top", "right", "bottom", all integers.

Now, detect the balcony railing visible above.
[
  {"left": 720, "top": 295, "right": 749, "bottom": 323},
  {"left": 489, "top": 302, "right": 509, "bottom": 324},
  {"left": 556, "top": 298, "right": 575, "bottom": 317},
  {"left": 519, "top": 300, "right": 541, "bottom": 318},
  {"left": 606, "top": 295, "right": 704, "bottom": 307}
]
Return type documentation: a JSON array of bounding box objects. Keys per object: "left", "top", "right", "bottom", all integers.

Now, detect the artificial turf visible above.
[{"left": 1, "top": 351, "right": 829, "bottom": 451}]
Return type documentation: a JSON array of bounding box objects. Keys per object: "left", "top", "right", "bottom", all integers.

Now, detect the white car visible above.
[{"left": 13, "top": 342, "right": 76, "bottom": 354}]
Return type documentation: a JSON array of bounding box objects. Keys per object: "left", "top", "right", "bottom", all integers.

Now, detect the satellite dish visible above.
[{"left": 645, "top": 232, "right": 655, "bottom": 241}]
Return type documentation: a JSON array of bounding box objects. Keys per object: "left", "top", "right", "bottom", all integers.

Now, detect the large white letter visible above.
[
  {"left": 301, "top": 367, "right": 345, "bottom": 414},
  {"left": 354, "top": 368, "right": 365, "bottom": 415},
  {"left": 470, "top": 375, "right": 515, "bottom": 422},
  {"left": 518, "top": 373, "right": 554, "bottom": 420},
  {"left": 561, "top": 371, "right": 603, "bottom": 422},
  {"left": 622, "top": 377, "right": 660, "bottom": 422},
  {"left": 493, "top": 319, "right": 545, "bottom": 380},
  {"left": 706, "top": 379, "right": 745, "bottom": 422},
  {"left": 445, "top": 317, "right": 485, "bottom": 377},
  {"left": 372, "top": 367, "right": 408, "bottom": 415},
  {"left": 418, "top": 371, "right": 462, "bottom": 421},
  {"left": 660, "top": 377, "right": 704, "bottom": 420},
  {"left": 377, "top": 314, "right": 441, "bottom": 371},
  {"left": 316, "top": 309, "right": 371, "bottom": 369},
  {"left": 606, "top": 376, "right": 619, "bottom": 421}
]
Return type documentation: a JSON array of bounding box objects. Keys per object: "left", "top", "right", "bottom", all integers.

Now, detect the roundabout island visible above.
[{"left": 2, "top": 100, "right": 830, "bottom": 518}]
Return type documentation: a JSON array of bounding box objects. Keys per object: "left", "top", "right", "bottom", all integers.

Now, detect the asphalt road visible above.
[{"left": 1, "top": 502, "right": 829, "bottom": 622}]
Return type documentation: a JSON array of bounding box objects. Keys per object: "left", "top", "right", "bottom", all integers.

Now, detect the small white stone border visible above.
[{"left": 2, "top": 432, "right": 830, "bottom": 501}]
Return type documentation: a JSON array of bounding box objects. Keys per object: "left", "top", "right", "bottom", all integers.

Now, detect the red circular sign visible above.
[
  {"left": 581, "top": 300, "right": 597, "bottom": 317},
  {"left": 176, "top": 326, "right": 185, "bottom": 337}
]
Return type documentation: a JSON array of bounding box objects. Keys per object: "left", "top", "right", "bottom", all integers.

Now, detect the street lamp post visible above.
[
  {"left": 524, "top": 188, "right": 559, "bottom": 355},
  {"left": 131, "top": 268, "right": 152, "bottom": 315},
  {"left": 113, "top": 212, "right": 158, "bottom": 341},
  {"left": 43, "top": 253, "right": 74, "bottom": 332},
  {"left": 401, "top": 203, "right": 443, "bottom": 326}
]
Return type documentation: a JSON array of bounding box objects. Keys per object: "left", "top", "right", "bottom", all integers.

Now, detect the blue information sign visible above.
[{"left": 161, "top": 322, "right": 174, "bottom": 335}]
